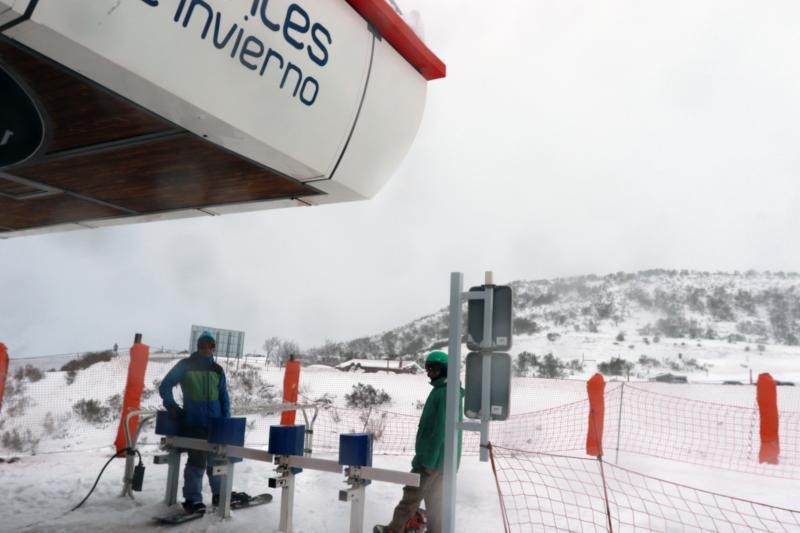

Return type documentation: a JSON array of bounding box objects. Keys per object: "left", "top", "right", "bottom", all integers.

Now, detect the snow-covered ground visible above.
[{"left": 2, "top": 333, "right": 799, "bottom": 531}]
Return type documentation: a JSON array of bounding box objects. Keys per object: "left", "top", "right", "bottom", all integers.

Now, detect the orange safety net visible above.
[{"left": 488, "top": 445, "right": 800, "bottom": 533}]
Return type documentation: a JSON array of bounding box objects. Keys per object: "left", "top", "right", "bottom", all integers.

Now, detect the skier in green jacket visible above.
[
  {"left": 159, "top": 331, "right": 230, "bottom": 514},
  {"left": 374, "top": 351, "right": 463, "bottom": 533}
]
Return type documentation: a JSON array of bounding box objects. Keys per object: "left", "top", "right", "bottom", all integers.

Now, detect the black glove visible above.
[{"left": 167, "top": 403, "right": 184, "bottom": 420}]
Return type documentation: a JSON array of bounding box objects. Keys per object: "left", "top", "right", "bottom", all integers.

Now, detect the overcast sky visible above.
[{"left": 2, "top": 0, "right": 800, "bottom": 357}]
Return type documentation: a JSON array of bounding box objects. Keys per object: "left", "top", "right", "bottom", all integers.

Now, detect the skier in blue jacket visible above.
[{"left": 159, "top": 331, "right": 231, "bottom": 513}]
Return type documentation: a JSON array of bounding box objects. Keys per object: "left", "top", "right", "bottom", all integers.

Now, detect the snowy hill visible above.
[{"left": 308, "top": 270, "right": 800, "bottom": 368}]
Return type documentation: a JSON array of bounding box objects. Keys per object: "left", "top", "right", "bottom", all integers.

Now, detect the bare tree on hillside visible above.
[
  {"left": 278, "top": 340, "right": 301, "bottom": 365},
  {"left": 309, "top": 340, "right": 344, "bottom": 366},
  {"left": 263, "top": 336, "right": 281, "bottom": 367}
]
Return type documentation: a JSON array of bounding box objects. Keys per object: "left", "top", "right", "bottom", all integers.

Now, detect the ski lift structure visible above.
[{"left": 0, "top": 0, "right": 445, "bottom": 238}]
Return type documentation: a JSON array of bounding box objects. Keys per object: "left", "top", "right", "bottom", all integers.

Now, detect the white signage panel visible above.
[
  {"left": 190, "top": 325, "right": 245, "bottom": 360},
  {"left": 8, "top": 0, "right": 373, "bottom": 180}
]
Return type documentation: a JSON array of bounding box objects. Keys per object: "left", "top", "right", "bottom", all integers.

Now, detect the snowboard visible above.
[
  {"left": 153, "top": 508, "right": 205, "bottom": 525},
  {"left": 229, "top": 492, "right": 273, "bottom": 510}
]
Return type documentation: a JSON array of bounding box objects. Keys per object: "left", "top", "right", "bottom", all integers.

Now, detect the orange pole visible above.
[
  {"left": 586, "top": 373, "right": 606, "bottom": 457},
  {"left": 757, "top": 373, "right": 780, "bottom": 464},
  {"left": 114, "top": 337, "right": 150, "bottom": 455},
  {"left": 280, "top": 356, "right": 301, "bottom": 425},
  {"left": 0, "top": 343, "right": 9, "bottom": 413}
]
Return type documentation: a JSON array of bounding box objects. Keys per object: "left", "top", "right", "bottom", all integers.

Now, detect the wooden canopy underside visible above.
[{"left": 0, "top": 38, "right": 321, "bottom": 234}]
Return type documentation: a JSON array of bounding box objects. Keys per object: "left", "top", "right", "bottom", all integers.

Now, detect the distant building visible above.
[
  {"left": 336, "top": 359, "right": 423, "bottom": 374},
  {"left": 649, "top": 373, "right": 688, "bottom": 384}
]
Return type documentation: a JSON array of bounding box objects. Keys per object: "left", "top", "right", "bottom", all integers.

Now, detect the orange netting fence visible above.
[
  {"left": 313, "top": 376, "right": 800, "bottom": 480},
  {"left": 604, "top": 383, "right": 800, "bottom": 478},
  {"left": 488, "top": 445, "right": 800, "bottom": 533},
  {"left": 2, "top": 349, "right": 799, "bottom": 484},
  {"left": 321, "top": 377, "right": 797, "bottom": 473},
  {"left": 5, "top": 349, "right": 800, "bottom": 530}
]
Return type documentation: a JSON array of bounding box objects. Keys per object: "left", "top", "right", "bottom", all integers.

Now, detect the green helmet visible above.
[{"left": 426, "top": 351, "right": 448, "bottom": 366}]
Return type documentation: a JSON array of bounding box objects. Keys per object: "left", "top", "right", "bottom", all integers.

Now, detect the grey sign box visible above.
[
  {"left": 467, "top": 285, "right": 513, "bottom": 352},
  {"left": 464, "top": 352, "right": 511, "bottom": 421}
]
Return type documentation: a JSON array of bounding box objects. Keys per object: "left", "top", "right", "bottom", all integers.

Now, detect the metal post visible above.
[
  {"left": 615, "top": 383, "right": 625, "bottom": 464},
  {"left": 278, "top": 473, "right": 295, "bottom": 533},
  {"left": 301, "top": 405, "right": 319, "bottom": 456},
  {"left": 165, "top": 450, "right": 181, "bottom": 506},
  {"left": 348, "top": 485, "right": 365, "bottom": 533},
  {"left": 121, "top": 410, "right": 156, "bottom": 498},
  {"left": 479, "top": 277, "right": 494, "bottom": 463},
  {"left": 122, "top": 452, "right": 135, "bottom": 498},
  {"left": 214, "top": 461, "right": 234, "bottom": 518},
  {"left": 443, "top": 272, "right": 464, "bottom": 533}
]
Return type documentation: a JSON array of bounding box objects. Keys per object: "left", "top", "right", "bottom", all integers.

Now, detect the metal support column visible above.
[
  {"left": 120, "top": 410, "right": 157, "bottom": 498},
  {"left": 278, "top": 474, "right": 295, "bottom": 533},
  {"left": 615, "top": 383, "right": 625, "bottom": 464},
  {"left": 443, "top": 272, "right": 464, "bottom": 533},
  {"left": 121, "top": 451, "right": 135, "bottom": 498},
  {"left": 347, "top": 485, "right": 366, "bottom": 533},
  {"left": 213, "top": 461, "right": 235, "bottom": 518},
  {"left": 479, "top": 280, "right": 494, "bottom": 462},
  {"left": 164, "top": 450, "right": 181, "bottom": 506}
]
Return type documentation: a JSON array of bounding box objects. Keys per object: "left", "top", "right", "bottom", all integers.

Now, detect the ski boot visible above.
[
  {"left": 211, "top": 492, "right": 250, "bottom": 508},
  {"left": 405, "top": 509, "right": 427, "bottom": 532},
  {"left": 181, "top": 501, "right": 206, "bottom": 515},
  {"left": 231, "top": 491, "right": 251, "bottom": 506},
  {"left": 373, "top": 509, "right": 428, "bottom": 533}
]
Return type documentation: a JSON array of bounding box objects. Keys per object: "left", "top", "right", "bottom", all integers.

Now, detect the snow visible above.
[{"left": 2, "top": 334, "right": 799, "bottom": 532}]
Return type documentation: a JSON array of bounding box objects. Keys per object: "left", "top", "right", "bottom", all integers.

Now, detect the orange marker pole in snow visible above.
[
  {"left": 0, "top": 343, "right": 9, "bottom": 413},
  {"left": 280, "top": 355, "right": 301, "bottom": 425},
  {"left": 757, "top": 373, "right": 780, "bottom": 464},
  {"left": 114, "top": 334, "right": 150, "bottom": 456},
  {"left": 586, "top": 373, "right": 606, "bottom": 457}
]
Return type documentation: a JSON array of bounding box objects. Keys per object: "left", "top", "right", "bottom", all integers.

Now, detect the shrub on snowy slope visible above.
[
  {"left": 60, "top": 350, "right": 115, "bottom": 373},
  {"left": 72, "top": 399, "right": 112, "bottom": 424},
  {"left": 345, "top": 383, "right": 391, "bottom": 409}
]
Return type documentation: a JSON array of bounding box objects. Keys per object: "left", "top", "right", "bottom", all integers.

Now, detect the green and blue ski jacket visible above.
[
  {"left": 159, "top": 352, "right": 230, "bottom": 429},
  {"left": 411, "top": 376, "right": 464, "bottom": 472}
]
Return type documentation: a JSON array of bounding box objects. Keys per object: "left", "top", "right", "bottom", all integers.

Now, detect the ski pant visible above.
[
  {"left": 388, "top": 467, "right": 443, "bottom": 533},
  {"left": 180, "top": 426, "right": 221, "bottom": 504}
]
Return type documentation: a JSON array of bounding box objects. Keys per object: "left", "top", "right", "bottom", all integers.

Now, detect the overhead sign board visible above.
[
  {"left": 190, "top": 325, "right": 245, "bottom": 360},
  {"left": 467, "top": 285, "right": 513, "bottom": 352},
  {"left": 5, "top": 0, "right": 376, "bottom": 181},
  {"left": 0, "top": 65, "right": 45, "bottom": 168},
  {"left": 464, "top": 352, "right": 511, "bottom": 421},
  {"left": 0, "top": 0, "right": 438, "bottom": 238}
]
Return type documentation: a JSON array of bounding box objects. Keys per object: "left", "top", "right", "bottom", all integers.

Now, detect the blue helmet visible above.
[{"left": 197, "top": 331, "right": 216, "bottom": 348}]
